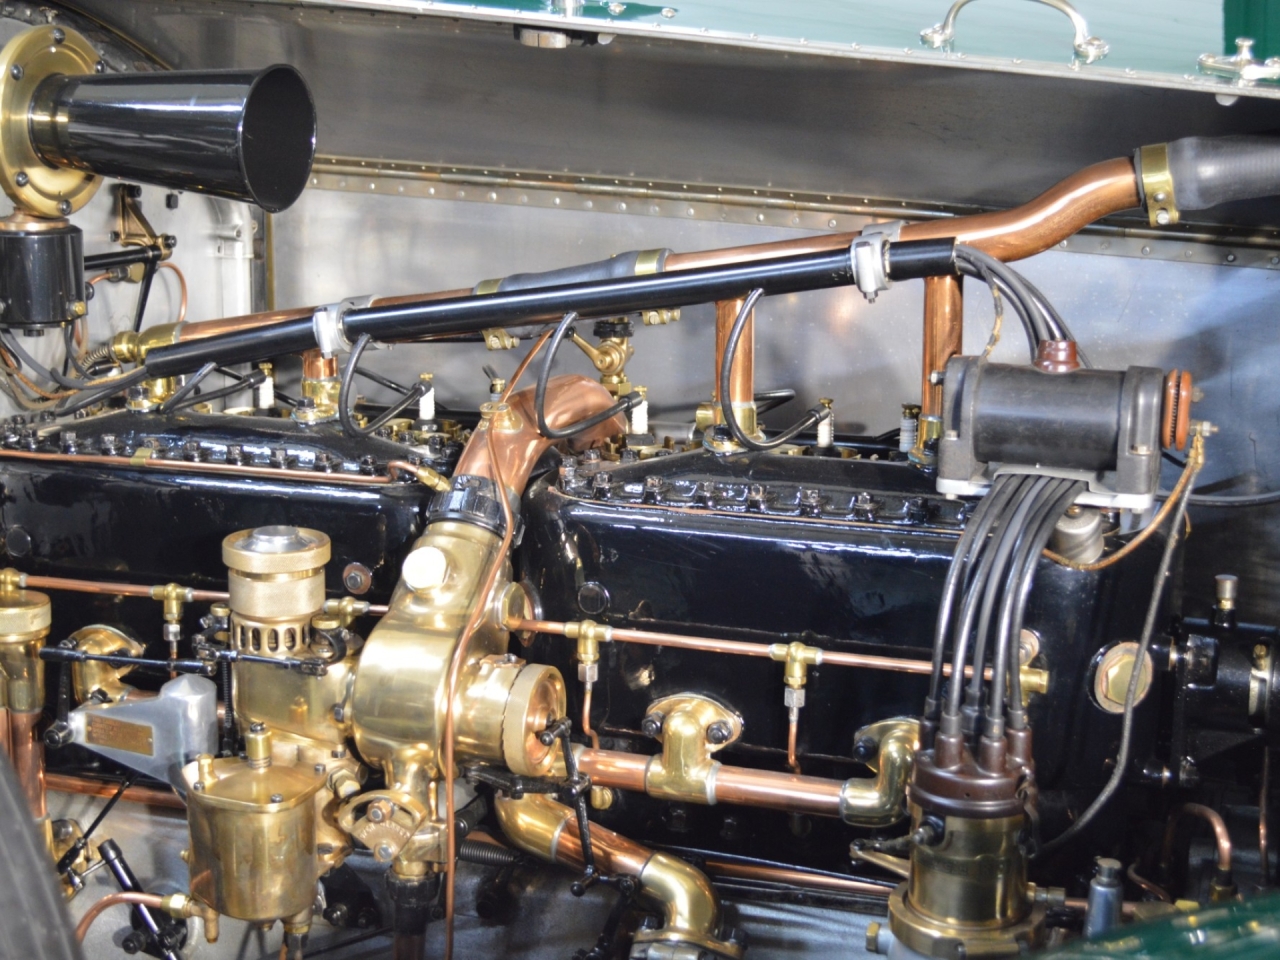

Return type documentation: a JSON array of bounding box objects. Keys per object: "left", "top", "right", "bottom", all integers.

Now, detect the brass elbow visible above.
[
  {"left": 494, "top": 794, "right": 741, "bottom": 959},
  {"left": 840, "top": 718, "right": 919, "bottom": 827}
]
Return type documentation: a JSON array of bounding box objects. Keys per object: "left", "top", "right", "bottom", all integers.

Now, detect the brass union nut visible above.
[{"left": 1094, "top": 642, "right": 1153, "bottom": 714}]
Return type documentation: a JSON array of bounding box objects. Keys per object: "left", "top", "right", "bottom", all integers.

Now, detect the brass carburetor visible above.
[{"left": 181, "top": 526, "right": 363, "bottom": 955}]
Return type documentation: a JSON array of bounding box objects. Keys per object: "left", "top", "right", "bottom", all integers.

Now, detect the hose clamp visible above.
[{"left": 311, "top": 295, "right": 375, "bottom": 358}]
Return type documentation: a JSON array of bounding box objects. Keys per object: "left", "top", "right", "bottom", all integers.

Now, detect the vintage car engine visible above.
[{"left": 5, "top": 4, "right": 1280, "bottom": 960}]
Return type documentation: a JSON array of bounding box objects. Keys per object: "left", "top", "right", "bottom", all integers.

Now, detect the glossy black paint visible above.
[
  {"left": 144, "top": 248, "right": 858, "bottom": 377},
  {"left": 519, "top": 448, "right": 1166, "bottom": 797},
  {"left": 0, "top": 222, "right": 84, "bottom": 329},
  {"left": 30, "top": 67, "right": 315, "bottom": 213},
  {"left": 0, "top": 411, "right": 446, "bottom": 598}
]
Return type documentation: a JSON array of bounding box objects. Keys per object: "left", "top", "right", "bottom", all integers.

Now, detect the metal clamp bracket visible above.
[
  {"left": 852, "top": 232, "right": 892, "bottom": 303},
  {"left": 921, "top": 0, "right": 1108, "bottom": 63},
  {"left": 312, "top": 295, "right": 375, "bottom": 358}
]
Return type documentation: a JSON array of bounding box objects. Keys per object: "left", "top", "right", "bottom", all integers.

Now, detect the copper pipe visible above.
[
  {"left": 510, "top": 617, "right": 992, "bottom": 680},
  {"left": 702, "top": 859, "right": 891, "bottom": 898},
  {"left": 301, "top": 348, "right": 337, "bottom": 380},
  {"left": 666, "top": 157, "right": 1140, "bottom": 270},
  {"left": 157, "top": 262, "right": 188, "bottom": 325},
  {"left": 0, "top": 707, "right": 9, "bottom": 768},
  {"left": 47, "top": 772, "right": 185, "bottom": 810},
  {"left": 1127, "top": 862, "right": 1172, "bottom": 903},
  {"left": 1064, "top": 897, "right": 1138, "bottom": 918},
  {"left": 577, "top": 747, "right": 845, "bottom": 818},
  {"left": 75, "top": 892, "right": 167, "bottom": 942},
  {"left": 10, "top": 709, "right": 44, "bottom": 818},
  {"left": 786, "top": 714, "right": 801, "bottom": 775},
  {"left": 0, "top": 448, "right": 400, "bottom": 487},
  {"left": 921, "top": 275, "right": 963, "bottom": 419},
  {"left": 1162, "top": 802, "right": 1233, "bottom": 875},
  {"left": 174, "top": 289, "right": 471, "bottom": 343},
  {"left": 18, "top": 575, "right": 386, "bottom": 617},
  {"left": 714, "top": 298, "right": 753, "bottom": 419},
  {"left": 582, "top": 683, "right": 600, "bottom": 750}
]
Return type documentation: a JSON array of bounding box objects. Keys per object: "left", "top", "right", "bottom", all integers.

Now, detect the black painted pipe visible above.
[
  {"left": 29, "top": 66, "right": 316, "bottom": 213},
  {"left": 141, "top": 239, "right": 958, "bottom": 378}
]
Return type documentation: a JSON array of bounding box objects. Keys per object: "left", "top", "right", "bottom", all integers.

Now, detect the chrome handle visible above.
[
  {"left": 921, "top": 0, "right": 1109, "bottom": 63},
  {"left": 1199, "top": 37, "right": 1280, "bottom": 85}
]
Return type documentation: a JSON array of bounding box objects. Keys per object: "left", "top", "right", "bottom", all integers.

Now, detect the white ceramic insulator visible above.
[
  {"left": 629, "top": 398, "right": 649, "bottom": 435},
  {"left": 420, "top": 385, "right": 436, "bottom": 422},
  {"left": 257, "top": 375, "right": 274, "bottom": 411},
  {"left": 817, "top": 411, "right": 834, "bottom": 448},
  {"left": 899, "top": 415, "right": 918, "bottom": 453}
]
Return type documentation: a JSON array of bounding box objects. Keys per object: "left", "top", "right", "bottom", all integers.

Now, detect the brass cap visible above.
[
  {"left": 0, "top": 588, "right": 50, "bottom": 636},
  {"left": 223, "top": 526, "right": 331, "bottom": 575}
]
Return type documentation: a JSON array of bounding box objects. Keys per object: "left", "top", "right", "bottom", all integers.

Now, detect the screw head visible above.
[
  {"left": 51, "top": 28, "right": 65, "bottom": 43},
  {"left": 270, "top": 793, "right": 284, "bottom": 803},
  {"left": 14, "top": 171, "right": 28, "bottom": 187},
  {"left": 706, "top": 720, "right": 733, "bottom": 744},
  {"left": 852, "top": 736, "right": 879, "bottom": 763},
  {"left": 9, "top": 65, "right": 21, "bottom": 80},
  {"left": 641, "top": 712, "right": 664, "bottom": 738},
  {"left": 375, "top": 843, "right": 395, "bottom": 861},
  {"left": 57, "top": 199, "right": 71, "bottom": 216}
]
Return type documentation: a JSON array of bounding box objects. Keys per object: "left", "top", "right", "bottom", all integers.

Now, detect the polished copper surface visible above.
[
  {"left": 921, "top": 276, "right": 963, "bottom": 419},
  {"left": 11, "top": 709, "right": 44, "bottom": 817},
  {"left": 47, "top": 772, "right": 186, "bottom": 810},
  {"left": 301, "top": 348, "right": 337, "bottom": 380},
  {"left": 714, "top": 298, "right": 753, "bottom": 413}
]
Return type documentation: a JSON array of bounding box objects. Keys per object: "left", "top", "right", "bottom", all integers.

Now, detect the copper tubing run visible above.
[
  {"left": 509, "top": 616, "right": 996, "bottom": 681},
  {"left": 166, "top": 157, "right": 1141, "bottom": 346},
  {"left": 0, "top": 447, "right": 404, "bottom": 488},
  {"left": 921, "top": 275, "right": 963, "bottom": 420},
  {"left": 714, "top": 297, "right": 754, "bottom": 420},
  {"left": 10, "top": 709, "right": 44, "bottom": 818},
  {"left": 75, "top": 891, "right": 167, "bottom": 942},
  {"left": 1162, "top": 802, "right": 1233, "bottom": 875},
  {"left": 577, "top": 747, "right": 845, "bottom": 818},
  {"left": 47, "top": 772, "right": 185, "bottom": 810},
  {"left": 9, "top": 574, "right": 387, "bottom": 616}
]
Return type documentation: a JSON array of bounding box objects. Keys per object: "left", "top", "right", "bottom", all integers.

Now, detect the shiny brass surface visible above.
[
  {"left": 839, "top": 719, "right": 919, "bottom": 827},
  {"left": 233, "top": 656, "right": 356, "bottom": 746},
  {"left": 0, "top": 26, "right": 100, "bottom": 217},
  {"left": 110, "top": 324, "right": 182, "bottom": 364},
  {"left": 891, "top": 811, "right": 1043, "bottom": 958},
  {"left": 224, "top": 527, "right": 330, "bottom": 654},
  {"left": 1094, "top": 641, "right": 1154, "bottom": 714},
  {"left": 182, "top": 736, "right": 326, "bottom": 923},
  {"left": 1138, "top": 142, "right": 1179, "bottom": 227},
  {"left": 570, "top": 332, "right": 633, "bottom": 396},
  {"left": 67, "top": 626, "right": 143, "bottom": 704},
  {"left": 494, "top": 793, "right": 741, "bottom": 959},
  {"left": 0, "top": 583, "right": 49, "bottom": 818},
  {"left": 644, "top": 693, "right": 743, "bottom": 805},
  {"left": 921, "top": 275, "right": 963, "bottom": 420}
]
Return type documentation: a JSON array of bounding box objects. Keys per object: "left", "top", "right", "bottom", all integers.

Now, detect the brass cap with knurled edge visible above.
[
  {"left": 0, "top": 588, "right": 50, "bottom": 637},
  {"left": 222, "top": 526, "right": 330, "bottom": 576}
]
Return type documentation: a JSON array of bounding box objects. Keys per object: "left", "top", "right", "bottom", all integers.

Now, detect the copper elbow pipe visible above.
[
  {"left": 666, "top": 157, "right": 1140, "bottom": 270},
  {"left": 453, "top": 374, "right": 626, "bottom": 496},
  {"left": 75, "top": 891, "right": 167, "bottom": 942},
  {"left": 493, "top": 793, "right": 738, "bottom": 957},
  {"left": 1162, "top": 802, "right": 1233, "bottom": 875}
]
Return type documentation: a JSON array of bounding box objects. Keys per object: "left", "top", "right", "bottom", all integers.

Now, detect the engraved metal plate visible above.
[{"left": 85, "top": 715, "right": 154, "bottom": 756}]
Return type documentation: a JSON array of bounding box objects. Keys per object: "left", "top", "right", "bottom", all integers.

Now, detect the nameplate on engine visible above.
[{"left": 85, "top": 715, "right": 154, "bottom": 756}]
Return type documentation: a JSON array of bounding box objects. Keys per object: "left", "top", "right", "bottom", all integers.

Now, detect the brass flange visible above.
[{"left": 0, "top": 26, "right": 100, "bottom": 217}]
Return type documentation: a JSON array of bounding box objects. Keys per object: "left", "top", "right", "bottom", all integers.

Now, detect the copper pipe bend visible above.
[
  {"left": 1162, "top": 802, "right": 1233, "bottom": 875},
  {"left": 494, "top": 793, "right": 741, "bottom": 958}
]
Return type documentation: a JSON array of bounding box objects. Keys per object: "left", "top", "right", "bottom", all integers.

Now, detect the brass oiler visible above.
[{"left": 182, "top": 725, "right": 326, "bottom": 934}]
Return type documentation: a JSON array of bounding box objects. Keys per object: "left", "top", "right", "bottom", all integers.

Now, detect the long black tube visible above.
[
  {"left": 29, "top": 67, "right": 315, "bottom": 213},
  {"left": 144, "top": 246, "right": 860, "bottom": 378},
  {"left": 84, "top": 247, "right": 161, "bottom": 273}
]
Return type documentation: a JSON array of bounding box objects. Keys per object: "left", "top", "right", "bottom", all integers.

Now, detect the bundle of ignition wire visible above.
[{"left": 925, "top": 474, "right": 1086, "bottom": 747}]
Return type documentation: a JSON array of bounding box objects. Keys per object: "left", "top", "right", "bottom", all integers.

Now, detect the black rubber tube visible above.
[{"left": 1166, "top": 136, "right": 1280, "bottom": 211}]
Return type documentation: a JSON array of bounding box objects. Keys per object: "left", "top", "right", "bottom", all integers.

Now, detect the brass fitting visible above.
[
  {"left": 150, "top": 583, "right": 191, "bottom": 626},
  {"left": 565, "top": 619, "right": 613, "bottom": 684},
  {"left": 481, "top": 328, "right": 519, "bottom": 351},
  {"left": 478, "top": 400, "right": 523, "bottom": 433},
  {"left": 643, "top": 693, "right": 743, "bottom": 804},
  {"left": 392, "top": 461, "right": 451, "bottom": 493},
  {"left": 109, "top": 324, "right": 181, "bottom": 364},
  {"left": 160, "top": 893, "right": 220, "bottom": 943},
  {"left": 1137, "top": 142, "right": 1179, "bottom": 227},
  {"left": 323, "top": 596, "right": 371, "bottom": 628},
  {"left": 838, "top": 718, "right": 919, "bottom": 827},
  {"left": 494, "top": 793, "right": 740, "bottom": 959},
  {"left": 769, "top": 641, "right": 823, "bottom": 692},
  {"left": 68, "top": 625, "right": 143, "bottom": 703}
]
